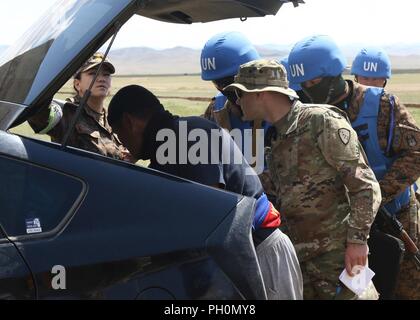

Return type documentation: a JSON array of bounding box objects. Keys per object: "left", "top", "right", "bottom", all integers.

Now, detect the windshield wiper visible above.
[{"left": 61, "top": 23, "right": 121, "bottom": 149}]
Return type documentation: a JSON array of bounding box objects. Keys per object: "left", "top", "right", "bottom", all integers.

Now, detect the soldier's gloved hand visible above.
[{"left": 345, "top": 243, "right": 369, "bottom": 276}]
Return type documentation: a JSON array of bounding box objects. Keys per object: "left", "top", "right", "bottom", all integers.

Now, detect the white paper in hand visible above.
[{"left": 339, "top": 264, "right": 375, "bottom": 296}]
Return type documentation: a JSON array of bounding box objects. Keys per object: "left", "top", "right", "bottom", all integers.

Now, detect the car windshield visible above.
[{"left": 0, "top": 0, "right": 134, "bottom": 106}]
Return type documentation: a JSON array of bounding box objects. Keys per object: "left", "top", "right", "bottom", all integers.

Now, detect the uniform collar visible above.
[
  {"left": 84, "top": 103, "right": 104, "bottom": 119},
  {"left": 273, "top": 100, "right": 302, "bottom": 136},
  {"left": 84, "top": 104, "right": 113, "bottom": 132}
]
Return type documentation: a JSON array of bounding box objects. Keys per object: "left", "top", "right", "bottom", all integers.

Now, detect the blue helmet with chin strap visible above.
[
  {"left": 288, "top": 35, "right": 347, "bottom": 85},
  {"left": 351, "top": 47, "right": 391, "bottom": 79},
  {"left": 280, "top": 57, "right": 302, "bottom": 91},
  {"left": 200, "top": 31, "right": 260, "bottom": 81}
]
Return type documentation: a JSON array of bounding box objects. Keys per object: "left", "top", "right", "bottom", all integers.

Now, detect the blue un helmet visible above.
[
  {"left": 200, "top": 31, "right": 260, "bottom": 81},
  {"left": 280, "top": 57, "right": 302, "bottom": 91},
  {"left": 351, "top": 47, "right": 391, "bottom": 79},
  {"left": 287, "top": 35, "right": 347, "bottom": 85}
]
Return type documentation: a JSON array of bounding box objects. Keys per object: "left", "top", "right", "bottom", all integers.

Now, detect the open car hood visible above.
[{"left": 0, "top": 0, "right": 303, "bottom": 129}]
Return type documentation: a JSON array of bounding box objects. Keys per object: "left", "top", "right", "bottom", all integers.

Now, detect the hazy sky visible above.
[{"left": 0, "top": 0, "right": 418, "bottom": 49}]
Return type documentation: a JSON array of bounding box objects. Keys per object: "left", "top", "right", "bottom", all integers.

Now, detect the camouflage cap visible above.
[
  {"left": 75, "top": 52, "right": 115, "bottom": 77},
  {"left": 224, "top": 59, "right": 298, "bottom": 99}
]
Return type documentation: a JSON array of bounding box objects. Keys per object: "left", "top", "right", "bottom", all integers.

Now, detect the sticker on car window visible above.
[{"left": 25, "top": 218, "right": 42, "bottom": 234}]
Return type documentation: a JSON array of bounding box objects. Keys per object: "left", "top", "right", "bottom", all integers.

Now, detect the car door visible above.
[
  {"left": 0, "top": 144, "right": 86, "bottom": 299},
  {"left": 0, "top": 221, "right": 36, "bottom": 299}
]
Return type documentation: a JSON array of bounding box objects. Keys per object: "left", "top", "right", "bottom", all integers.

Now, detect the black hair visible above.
[
  {"left": 73, "top": 73, "right": 81, "bottom": 94},
  {"left": 108, "top": 85, "right": 164, "bottom": 127}
]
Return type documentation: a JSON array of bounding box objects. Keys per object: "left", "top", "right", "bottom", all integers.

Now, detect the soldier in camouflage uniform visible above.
[
  {"left": 288, "top": 35, "right": 420, "bottom": 299},
  {"left": 200, "top": 32, "right": 277, "bottom": 199},
  {"left": 225, "top": 59, "right": 382, "bottom": 299},
  {"left": 28, "top": 52, "right": 131, "bottom": 161}
]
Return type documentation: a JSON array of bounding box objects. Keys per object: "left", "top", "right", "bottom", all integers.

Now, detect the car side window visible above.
[{"left": 0, "top": 156, "right": 83, "bottom": 238}]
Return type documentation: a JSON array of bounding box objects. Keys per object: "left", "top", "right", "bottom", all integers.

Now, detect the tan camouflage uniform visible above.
[
  {"left": 265, "top": 101, "right": 382, "bottom": 299},
  {"left": 344, "top": 80, "right": 420, "bottom": 299},
  {"left": 28, "top": 96, "right": 128, "bottom": 160}
]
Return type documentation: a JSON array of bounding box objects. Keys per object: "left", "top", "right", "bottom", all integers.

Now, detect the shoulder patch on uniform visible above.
[{"left": 338, "top": 128, "right": 351, "bottom": 145}]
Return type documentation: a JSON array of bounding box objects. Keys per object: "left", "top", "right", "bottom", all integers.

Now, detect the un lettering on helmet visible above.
[
  {"left": 288, "top": 35, "right": 347, "bottom": 84},
  {"left": 200, "top": 31, "right": 260, "bottom": 80},
  {"left": 290, "top": 63, "right": 305, "bottom": 78},
  {"left": 351, "top": 47, "right": 391, "bottom": 78},
  {"left": 363, "top": 61, "right": 378, "bottom": 73},
  {"left": 201, "top": 57, "right": 216, "bottom": 71}
]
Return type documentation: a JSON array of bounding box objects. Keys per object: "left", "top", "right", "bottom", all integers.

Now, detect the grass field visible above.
[{"left": 9, "top": 73, "right": 420, "bottom": 140}]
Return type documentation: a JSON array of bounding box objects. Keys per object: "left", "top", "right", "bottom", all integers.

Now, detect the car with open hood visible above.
[{"left": 0, "top": 0, "right": 302, "bottom": 299}]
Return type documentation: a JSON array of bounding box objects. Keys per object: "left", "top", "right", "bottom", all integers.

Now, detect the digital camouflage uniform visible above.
[
  {"left": 223, "top": 59, "right": 382, "bottom": 299},
  {"left": 344, "top": 80, "right": 420, "bottom": 299},
  {"left": 202, "top": 99, "right": 278, "bottom": 198},
  {"left": 28, "top": 96, "right": 128, "bottom": 160},
  {"left": 265, "top": 101, "right": 382, "bottom": 299}
]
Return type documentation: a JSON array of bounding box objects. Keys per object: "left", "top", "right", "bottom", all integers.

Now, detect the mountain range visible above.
[
  {"left": 108, "top": 44, "right": 420, "bottom": 75},
  {"left": 1, "top": 44, "right": 419, "bottom": 75}
]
